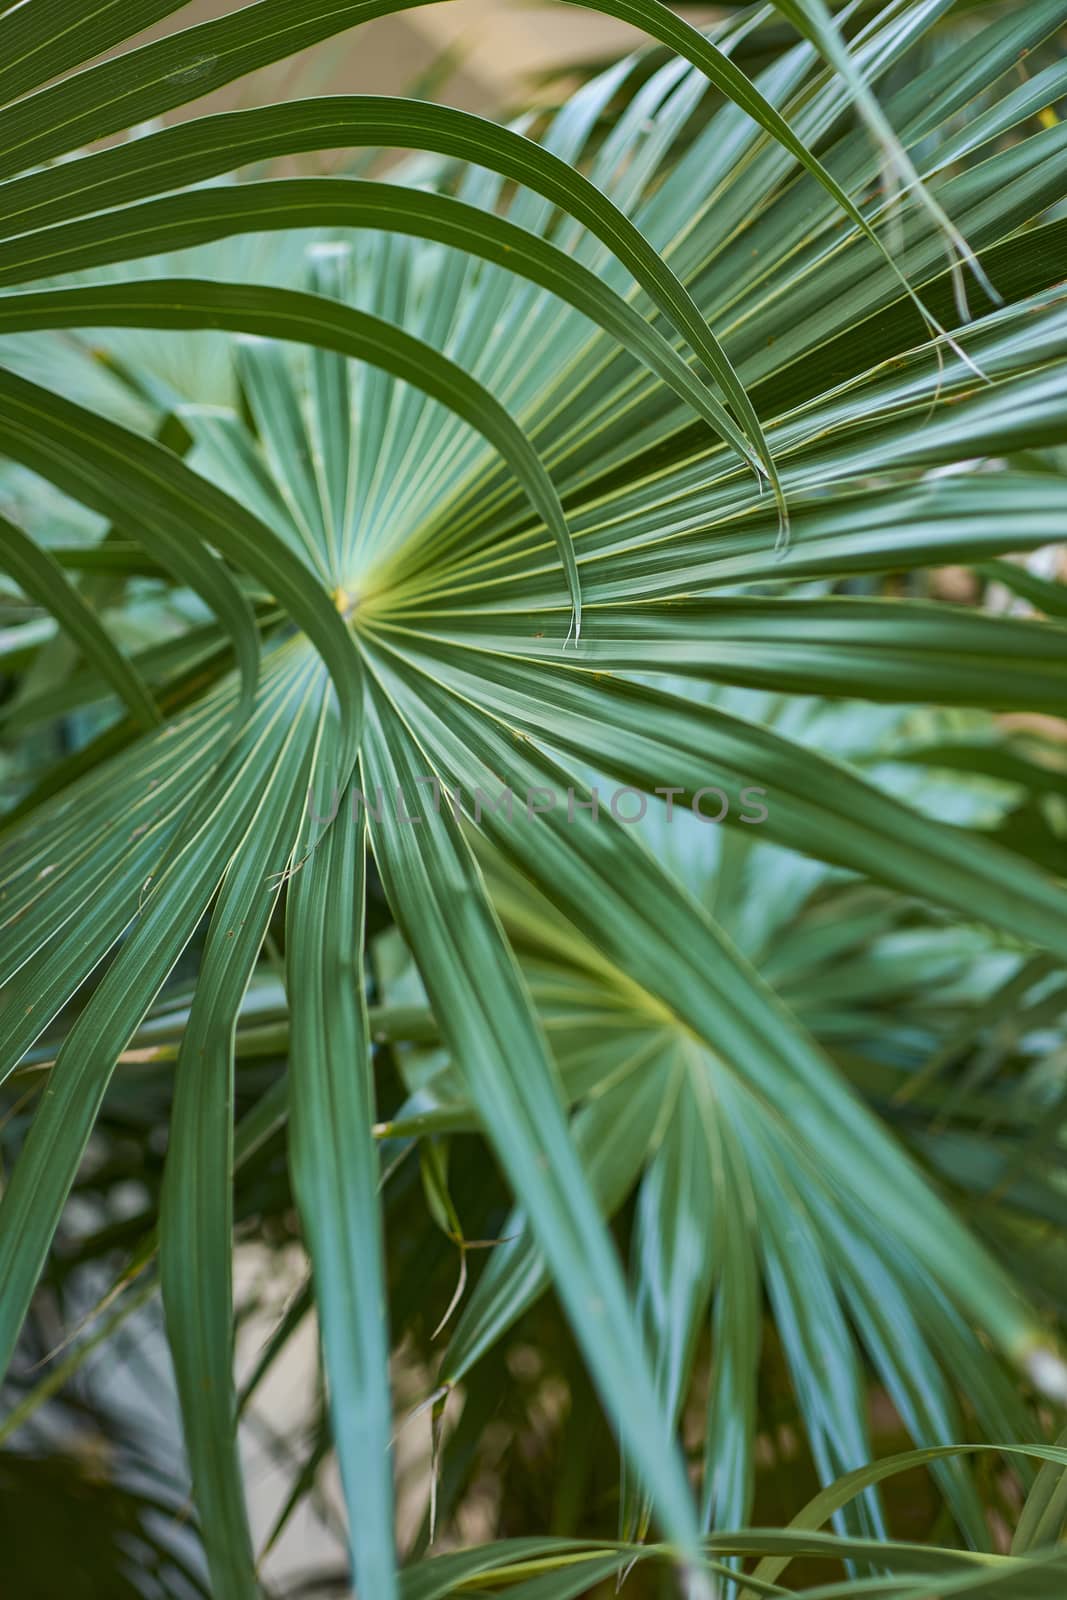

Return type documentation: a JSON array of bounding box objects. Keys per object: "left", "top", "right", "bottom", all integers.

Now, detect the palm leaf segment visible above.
[{"left": 2, "top": 0, "right": 1067, "bottom": 1593}]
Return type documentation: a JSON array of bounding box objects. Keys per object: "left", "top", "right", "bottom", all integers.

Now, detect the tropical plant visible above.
[{"left": 3, "top": 0, "right": 1067, "bottom": 1595}]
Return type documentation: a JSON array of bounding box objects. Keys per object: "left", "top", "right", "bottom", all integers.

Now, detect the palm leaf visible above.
[{"left": 287, "top": 718, "right": 398, "bottom": 1599}]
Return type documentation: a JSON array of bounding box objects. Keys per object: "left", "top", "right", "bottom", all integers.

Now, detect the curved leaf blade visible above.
[
  {"left": 0, "top": 509, "right": 161, "bottom": 729},
  {"left": 0, "top": 280, "right": 581, "bottom": 635},
  {"left": 159, "top": 675, "right": 317, "bottom": 1600},
  {"left": 0, "top": 178, "right": 756, "bottom": 473},
  {"left": 360, "top": 635, "right": 1061, "bottom": 1375},
  {"left": 0, "top": 95, "right": 777, "bottom": 492},
  {"left": 392, "top": 594, "right": 1067, "bottom": 713},
  {"left": 0, "top": 0, "right": 193, "bottom": 107},
  {"left": 360, "top": 674, "right": 704, "bottom": 1575},
  {"left": 0, "top": 365, "right": 362, "bottom": 781},
  {"left": 286, "top": 718, "right": 398, "bottom": 1600},
  {"left": 0, "top": 652, "right": 312, "bottom": 1381}
]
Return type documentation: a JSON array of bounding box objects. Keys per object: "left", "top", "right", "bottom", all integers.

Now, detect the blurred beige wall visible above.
[{"left": 111, "top": 1, "right": 661, "bottom": 116}]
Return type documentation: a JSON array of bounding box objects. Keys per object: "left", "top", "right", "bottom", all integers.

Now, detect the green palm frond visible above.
[{"left": 2, "top": 0, "right": 1067, "bottom": 1595}]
